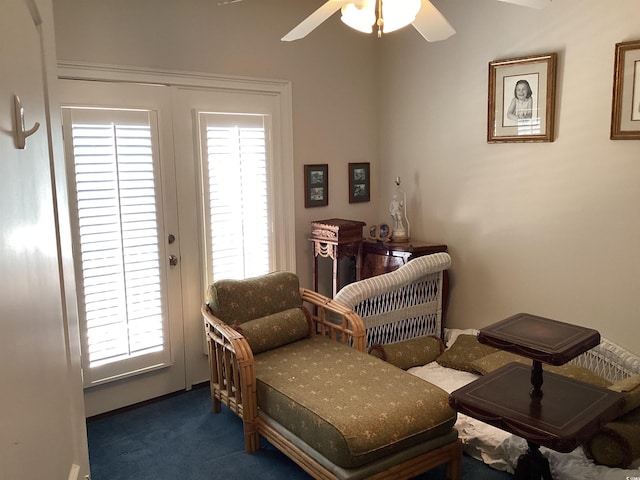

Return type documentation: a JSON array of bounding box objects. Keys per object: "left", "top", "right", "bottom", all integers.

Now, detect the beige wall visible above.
[
  {"left": 53, "top": 0, "right": 640, "bottom": 353},
  {"left": 52, "top": 0, "right": 381, "bottom": 292},
  {"left": 378, "top": 0, "right": 640, "bottom": 353}
]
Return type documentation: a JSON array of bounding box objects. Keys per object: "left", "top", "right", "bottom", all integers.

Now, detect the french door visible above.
[
  {"left": 59, "top": 80, "right": 186, "bottom": 415},
  {"left": 57, "top": 68, "right": 295, "bottom": 416}
]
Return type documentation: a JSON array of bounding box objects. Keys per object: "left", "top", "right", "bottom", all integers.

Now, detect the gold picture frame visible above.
[
  {"left": 488, "top": 53, "right": 557, "bottom": 143},
  {"left": 611, "top": 40, "right": 640, "bottom": 140}
]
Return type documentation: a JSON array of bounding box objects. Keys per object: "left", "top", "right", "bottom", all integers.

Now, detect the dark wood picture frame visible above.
[
  {"left": 304, "top": 164, "right": 328, "bottom": 208},
  {"left": 348, "top": 162, "right": 370, "bottom": 203},
  {"left": 488, "top": 53, "right": 557, "bottom": 143},
  {"left": 611, "top": 40, "right": 640, "bottom": 140}
]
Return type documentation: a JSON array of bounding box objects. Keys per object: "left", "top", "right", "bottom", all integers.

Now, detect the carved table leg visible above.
[{"left": 514, "top": 441, "right": 553, "bottom": 480}]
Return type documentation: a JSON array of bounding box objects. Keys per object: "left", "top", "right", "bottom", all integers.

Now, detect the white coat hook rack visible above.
[{"left": 13, "top": 95, "right": 40, "bottom": 150}]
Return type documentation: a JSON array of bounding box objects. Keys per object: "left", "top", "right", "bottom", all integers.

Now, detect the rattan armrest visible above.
[
  {"left": 202, "top": 304, "right": 260, "bottom": 452},
  {"left": 300, "top": 288, "right": 366, "bottom": 352}
]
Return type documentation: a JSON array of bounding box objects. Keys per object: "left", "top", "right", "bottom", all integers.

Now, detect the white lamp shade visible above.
[
  {"left": 340, "top": 0, "right": 376, "bottom": 33},
  {"left": 382, "top": 0, "right": 422, "bottom": 33}
]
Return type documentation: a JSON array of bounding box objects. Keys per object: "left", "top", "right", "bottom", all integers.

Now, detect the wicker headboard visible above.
[{"left": 334, "top": 252, "right": 451, "bottom": 347}]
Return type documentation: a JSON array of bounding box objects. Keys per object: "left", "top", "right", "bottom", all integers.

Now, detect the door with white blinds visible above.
[
  {"left": 57, "top": 71, "right": 296, "bottom": 415},
  {"left": 59, "top": 80, "right": 186, "bottom": 416},
  {"left": 199, "top": 113, "right": 271, "bottom": 283}
]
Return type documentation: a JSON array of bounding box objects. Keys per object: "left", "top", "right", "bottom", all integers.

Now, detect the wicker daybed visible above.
[
  {"left": 201, "top": 269, "right": 462, "bottom": 480},
  {"left": 334, "top": 253, "right": 640, "bottom": 479}
]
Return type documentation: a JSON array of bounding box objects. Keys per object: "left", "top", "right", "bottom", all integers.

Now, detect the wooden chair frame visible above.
[{"left": 202, "top": 287, "right": 461, "bottom": 480}]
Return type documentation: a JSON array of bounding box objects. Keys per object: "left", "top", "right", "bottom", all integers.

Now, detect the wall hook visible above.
[{"left": 13, "top": 95, "right": 40, "bottom": 150}]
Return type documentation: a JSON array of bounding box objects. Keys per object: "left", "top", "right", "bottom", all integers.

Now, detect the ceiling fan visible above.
[
  {"left": 275, "top": 0, "right": 551, "bottom": 43},
  {"left": 219, "top": 0, "right": 550, "bottom": 42}
]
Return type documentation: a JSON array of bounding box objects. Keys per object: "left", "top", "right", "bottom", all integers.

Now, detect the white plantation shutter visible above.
[
  {"left": 200, "top": 113, "right": 271, "bottom": 283},
  {"left": 63, "top": 107, "right": 171, "bottom": 386}
]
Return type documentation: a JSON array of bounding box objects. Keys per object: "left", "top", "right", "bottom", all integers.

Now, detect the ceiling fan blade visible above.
[
  {"left": 282, "top": 0, "right": 352, "bottom": 42},
  {"left": 496, "top": 0, "right": 551, "bottom": 9},
  {"left": 411, "top": 0, "right": 456, "bottom": 42}
]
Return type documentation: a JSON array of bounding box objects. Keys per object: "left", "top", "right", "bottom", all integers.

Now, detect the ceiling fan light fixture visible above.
[
  {"left": 340, "top": 1, "right": 376, "bottom": 34},
  {"left": 382, "top": 0, "right": 422, "bottom": 33}
]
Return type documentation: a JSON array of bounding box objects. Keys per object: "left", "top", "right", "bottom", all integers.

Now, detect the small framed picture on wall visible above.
[
  {"left": 348, "top": 162, "right": 370, "bottom": 203},
  {"left": 304, "top": 164, "right": 328, "bottom": 208}
]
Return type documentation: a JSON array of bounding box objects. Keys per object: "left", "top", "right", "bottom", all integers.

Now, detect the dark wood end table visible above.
[{"left": 449, "top": 313, "right": 625, "bottom": 479}]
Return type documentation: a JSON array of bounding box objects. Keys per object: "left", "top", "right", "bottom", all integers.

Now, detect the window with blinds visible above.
[
  {"left": 199, "top": 113, "right": 272, "bottom": 284},
  {"left": 62, "top": 107, "right": 171, "bottom": 386}
]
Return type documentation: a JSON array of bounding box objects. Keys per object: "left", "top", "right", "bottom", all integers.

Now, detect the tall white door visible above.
[
  {"left": 0, "top": 0, "right": 89, "bottom": 478},
  {"left": 58, "top": 80, "right": 187, "bottom": 416}
]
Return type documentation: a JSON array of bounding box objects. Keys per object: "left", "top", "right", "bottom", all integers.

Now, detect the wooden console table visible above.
[
  {"left": 449, "top": 313, "right": 625, "bottom": 480},
  {"left": 360, "top": 239, "right": 447, "bottom": 279},
  {"left": 309, "top": 218, "right": 366, "bottom": 297}
]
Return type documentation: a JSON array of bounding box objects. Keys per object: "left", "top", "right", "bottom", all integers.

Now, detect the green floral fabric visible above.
[
  {"left": 584, "top": 407, "right": 640, "bottom": 468},
  {"left": 435, "top": 334, "right": 499, "bottom": 373},
  {"left": 368, "top": 336, "right": 445, "bottom": 370},
  {"left": 608, "top": 374, "right": 640, "bottom": 415},
  {"left": 233, "top": 307, "right": 311, "bottom": 354},
  {"left": 206, "top": 271, "right": 302, "bottom": 324},
  {"left": 255, "top": 336, "right": 456, "bottom": 468}
]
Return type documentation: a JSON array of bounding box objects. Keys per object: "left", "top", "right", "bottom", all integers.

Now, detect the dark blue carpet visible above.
[{"left": 87, "top": 385, "right": 513, "bottom": 480}]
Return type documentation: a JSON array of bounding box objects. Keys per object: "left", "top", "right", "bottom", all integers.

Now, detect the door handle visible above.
[{"left": 168, "top": 255, "right": 178, "bottom": 266}]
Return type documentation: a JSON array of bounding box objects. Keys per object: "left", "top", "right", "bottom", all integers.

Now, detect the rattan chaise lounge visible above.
[{"left": 202, "top": 265, "right": 462, "bottom": 480}]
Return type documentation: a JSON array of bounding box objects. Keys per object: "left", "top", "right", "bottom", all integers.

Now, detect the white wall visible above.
[
  {"left": 53, "top": 0, "right": 640, "bottom": 354},
  {"left": 52, "top": 0, "right": 381, "bottom": 292},
  {"left": 378, "top": 0, "right": 640, "bottom": 353}
]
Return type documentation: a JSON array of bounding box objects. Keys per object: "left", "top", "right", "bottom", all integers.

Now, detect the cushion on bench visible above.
[
  {"left": 233, "top": 307, "right": 312, "bottom": 354},
  {"left": 368, "top": 336, "right": 445, "bottom": 370},
  {"left": 206, "top": 271, "right": 302, "bottom": 324},
  {"left": 255, "top": 336, "right": 457, "bottom": 468}
]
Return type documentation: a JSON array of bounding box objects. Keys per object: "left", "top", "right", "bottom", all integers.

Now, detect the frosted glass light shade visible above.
[
  {"left": 382, "top": 0, "right": 422, "bottom": 33},
  {"left": 340, "top": 1, "right": 376, "bottom": 33}
]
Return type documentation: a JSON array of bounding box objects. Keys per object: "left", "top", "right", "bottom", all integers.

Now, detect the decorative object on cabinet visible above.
[
  {"left": 390, "top": 176, "right": 410, "bottom": 242},
  {"left": 487, "top": 53, "right": 557, "bottom": 143},
  {"left": 611, "top": 40, "right": 640, "bottom": 140},
  {"left": 309, "top": 218, "right": 366, "bottom": 297},
  {"left": 367, "top": 223, "right": 393, "bottom": 242},
  {"left": 303, "top": 164, "right": 328, "bottom": 207},
  {"left": 348, "top": 162, "right": 370, "bottom": 203}
]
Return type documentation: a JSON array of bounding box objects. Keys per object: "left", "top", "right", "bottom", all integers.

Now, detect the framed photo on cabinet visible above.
[
  {"left": 304, "top": 164, "right": 328, "bottom": 208},
  {"left": 348, "top": 162, "right": 370, "bottom": 203},
  {"left": 488, "top": 53, "right": 557, "bottom": 143},
  {"left": 611, "top": 40, "right": 640, "bottom": 140}
]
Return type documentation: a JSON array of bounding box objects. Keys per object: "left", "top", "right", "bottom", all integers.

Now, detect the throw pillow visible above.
[
  {"left": 435, "top": 334, "right": 499, "bottom": 373},
  {"left": 609, "top": 375, "right": 640, "bottom": 415},
  {"left": 368, "top": 336, "right": 445, "bottom": 370},
  {"left": 233, "top": 307, "right": 311, "bottom": 354},
  {"left": 583, "top": 407, "right": 640, "bottom": 468}
]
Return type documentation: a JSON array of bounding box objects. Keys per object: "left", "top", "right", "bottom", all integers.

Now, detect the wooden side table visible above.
[
  {"left": 360, "top": 239, "right": 447, "bottom": 279},
  {"left": 309, "top": 218, "right": 366, "bottom": 297},
  {"left": 449, "top": 313, "right": 625, "bottom": 480}
]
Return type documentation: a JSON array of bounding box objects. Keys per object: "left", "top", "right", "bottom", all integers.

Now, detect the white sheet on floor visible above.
[{"left": 408, "top": 361, "right": 640, "bottom": 480}]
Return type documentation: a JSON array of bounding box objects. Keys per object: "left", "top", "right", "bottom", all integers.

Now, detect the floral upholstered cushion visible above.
[
  {"left": 471, "top": 350, "right": 612, "bottom": 387},
  {"left": 205, "top": 271, "right": 302, "bottom": 324},
  {"left": 255, "top": 336, "right": 456, "bottom": 468},
  {"left": 368, "top": 336, "right": 445, "bottom": 370},
  {"left": 435, "top": 334, "right": 499, "bottom": 373},
  {"left": 608, "top": 375, "right": 640, "bottom": 415},
  {"left": 583, "top": 407, "right": 640, "bottom": 468},
  {"left": 233, "top": 307, "right": 311, "bottom": 354}
]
